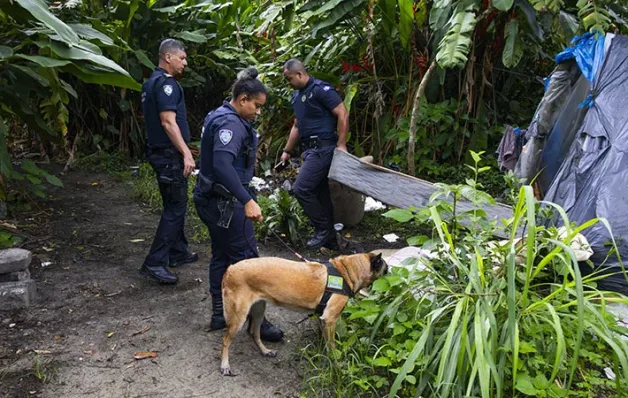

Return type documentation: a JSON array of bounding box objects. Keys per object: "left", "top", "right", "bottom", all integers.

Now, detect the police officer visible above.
[
  {"left": 193, "top": 67, "right": 284, "bottom": 342},
  {"left": 139, "top": 39, "right": 198, "bottom": 284},
  {"left": 281, "top": 59, "right": 349, "bottom": 250}
]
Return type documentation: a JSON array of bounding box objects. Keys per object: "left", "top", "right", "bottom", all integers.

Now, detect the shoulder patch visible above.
[
  {"left": 219, "top": 129, "right": 233, "bottom": 145},
  {"left": 323, "top": 86, "right": 331, "bottom": 91},
  {"left": 163, "top": 85, "right": 173, "bottom": 96}
]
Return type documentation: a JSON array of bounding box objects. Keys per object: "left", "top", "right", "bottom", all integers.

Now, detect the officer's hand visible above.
[
  {"left": 280, "top": 151, "right": 291, "bottom": 163},
  {"left": 183, "top": 153, "right": 195, "bottom": 177},
  {"left": 336, "top": 144, "right": 348, "bottom": 152},
  {"left": 244, "top": 199, "right": 264, "bottom": 222}
]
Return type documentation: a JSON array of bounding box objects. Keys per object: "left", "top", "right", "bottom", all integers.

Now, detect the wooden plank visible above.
[{"left": 328, "top": 150, "right": 514, "bottom": 235}]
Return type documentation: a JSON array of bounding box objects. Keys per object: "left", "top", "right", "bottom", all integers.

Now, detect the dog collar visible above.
[{"left": 314, "top": 262, "right": 354, "bottom": 316}]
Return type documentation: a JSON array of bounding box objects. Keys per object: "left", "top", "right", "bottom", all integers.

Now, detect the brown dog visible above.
[{"left": 219, "top": 252, "right": 388, "bottom": 376}]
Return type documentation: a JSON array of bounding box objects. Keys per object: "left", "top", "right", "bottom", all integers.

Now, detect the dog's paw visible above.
[
  {"left": 262, "top": 349, "right": 277, "bottom": 358},
  {"left": 220, "top": 367, "right": 238, "bottom": 377}
]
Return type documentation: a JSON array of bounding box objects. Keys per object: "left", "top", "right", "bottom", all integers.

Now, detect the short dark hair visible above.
[
  {"left": 283, "top": 59, "right": 306, "bottom": 74},
  {"left": 232, "top": 67, "right": 267, "bottom": 99},
  {"left": 159, "top": 39, "right": 185, "bottom": 60}
]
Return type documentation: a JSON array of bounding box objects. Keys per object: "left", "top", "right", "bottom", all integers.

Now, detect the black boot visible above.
[
  {"left": 169, "top": 252, "right": 199, "bottom": 268},
  {"left": 209, "top": 294, "right": 226, "bottom": 330},
  {"left": 139, "top": 264, "right": 178, "bottom": 284},
  {"left": 259, "top": 318, "right": 284, "bottom": 342},
  {"left": 306, "top": 229, "right": 333, "bottom": 249}
]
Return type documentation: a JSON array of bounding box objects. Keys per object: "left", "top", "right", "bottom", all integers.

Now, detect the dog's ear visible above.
[{"left": 370, "top": 252, "right": 384, "bottom": 273}]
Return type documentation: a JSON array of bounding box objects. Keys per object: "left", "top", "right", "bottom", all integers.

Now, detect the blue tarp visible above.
[{"left": 555, "top": 31, "right": 606, "bottom": 83}]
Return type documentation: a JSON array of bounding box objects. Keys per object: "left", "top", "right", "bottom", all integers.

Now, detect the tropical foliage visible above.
[{"left": 301, "top": 153, "right": 628, "bottom": 398}]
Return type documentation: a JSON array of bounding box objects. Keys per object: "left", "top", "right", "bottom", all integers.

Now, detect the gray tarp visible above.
[{"left": 544, "top": 35, "right": 628, "bottom": 294}]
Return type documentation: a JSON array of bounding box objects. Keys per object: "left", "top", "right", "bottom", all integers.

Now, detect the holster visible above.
[{"left": 197, "top": 174, "right": 237, "bottom": 229}]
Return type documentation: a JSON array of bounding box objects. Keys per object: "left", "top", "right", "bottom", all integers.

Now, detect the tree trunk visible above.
[{"left": 407, "top": 59, "right": 437, "bottom": 177}]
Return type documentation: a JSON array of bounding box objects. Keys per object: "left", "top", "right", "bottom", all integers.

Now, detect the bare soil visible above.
[{"left": 0, "top": 170, "right": 395, "bottom": 398}]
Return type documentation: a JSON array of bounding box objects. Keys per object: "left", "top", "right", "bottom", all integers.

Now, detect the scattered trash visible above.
[
  {"left": 105, "top": 291, "right": 122, "bottom": 297},
  {"left": 42, "top": 246, "right": 54, "bottom": 252},
  {"left": 250, "top": 176, "right": 270, "bottom": 191},
  {"left": 134, "top": 351, "right": 158, "bottom": 360},
  {"left": 129, "top": 239, "right": 144, "bottom": 243},
  {"left": 91, "top": 182, "right": 99, "bottom": 186},
  {"left": 365, "top": 197, "right": 386, "bottom": 211},
  {"left": 383, "top": 233, "right": 399, "bottom": 243},
  {"left": 192, "top": 169, "right": 199, "bottom": 176},
  {"left": 604, "top": 367, "right": 616, "bottom": 380},
  {"left": 345, "top": 233, "right": 351, "bottom": 238},
  {"left": 123, "top": 222, "right": 132, "bottom": 226},
  {"left": 195, "top": 278, "right": 202, "bottom": 283},
  {"left": 34, "top": 349, "right": 52, "bottom": 355},
  {"left": 107, "top": 332, "right": 115, "bottom": 338},
  {"left": 9, "top": 323, "right": 15, "bottom": 328},
  {"left": 41, "top": 261, "right": 53, "bottom": 267}
]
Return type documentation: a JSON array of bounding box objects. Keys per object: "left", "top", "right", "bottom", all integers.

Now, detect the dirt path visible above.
[{"left": 1, "top": 171, "right": 334, "bottom": 398}]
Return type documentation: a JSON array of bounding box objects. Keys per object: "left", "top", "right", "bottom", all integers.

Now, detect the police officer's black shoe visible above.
[
  {"left": 139, "top": 264, "right": 178, "bottom": 284},
  {"left": 306, "top": 230, "right": 333, "bottom": 249},
  {"left": 209, "top": 314, "right": 226, "bottom": 330},
  {"left": 259, "top": 318, "right": 284, "bottom": 342},
  {"left": 169, "top": 252, "right": 199, "bottom": 268}
]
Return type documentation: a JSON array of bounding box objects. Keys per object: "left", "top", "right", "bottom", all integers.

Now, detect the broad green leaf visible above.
[
  {"left": 0, "top": 46, "right": 13, "bottom": 60},
  {"left": 45, "top": 174, "right": 64, "bottom": 187},
  {"left": 9, "top": 64, "right": 50, "bottom": 87},
  {"left": 372, "top": 357, "right": 391, "bottom": 366},
  {"left": 174, "top": 30, "right": 208, "bottom": 44},
  {"left": 21, "top": 160, "right": 44, "bottom": 176},
  {"left": 37, "top": 40, "right": 132, "bottom": 77},
  {"left": 60, "top": 79, "right": 78, "bottom": 99},
  {"left": 382, "top": 208, "right": 414, "bottom": 222},
  {"left": 379, "top": 0, "right": 396, "bottom": 35},
  {"left": 515, "top": 374, "right": 541, "bottom": 396},
  {"left": 13, "top": 54, "right": 71, "bottom": 68},
  {"left": 68, "top": 23, "right": 115, "bottom": 46},
  {"left": 436, "top": 7, "right": 478, "bottom": 69},
  {"left": 60, "top": 64, "right": 141, "bottom": 91},
  {"left": 398, "top": 0, "right": 414, "bottom": 48},
  {"left": 311, "top": 0, "right": 366, "bottom": 35},
  {"left": 503, "top": 20, "right": 524, "bottom": 68},
  {"left": 16, "top": 0, "right": 79, "bottom": 45},
  {"left": 310, "top": 0, "right": 346, "bottom": 16},
  {"left": 492, "top": 0, "right": 514, "bottom": 11},
  {"left": 343, "top": 83, "right": 359, "bottom": 113},
  {"left": 26, "top": 174, "right": 42, "bottom": 185},
  {"left": 134, "top": 50, "right": 155, "bottom": 70},
  {"left": 407, "top": 235, "right": 428, "bottom": 246},
  {"left": 372, "top": 278, "right": 390, "bottom": 292}
]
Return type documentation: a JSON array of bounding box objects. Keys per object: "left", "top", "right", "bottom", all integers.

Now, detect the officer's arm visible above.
[
  {"left": 331, "top": 103, "right": 349, "bottom": 151},
  {"left": 284, "top": 122, "right": 300, "bottom": 154},
  {"left": 213, "top": 152, "right": 252, "bottom": 205},
  {"left": 159, "top": 111, "right": 195, "bottom": 176}
]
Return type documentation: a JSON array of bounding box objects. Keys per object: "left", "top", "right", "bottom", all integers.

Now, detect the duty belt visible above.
[{"left": 300, "top": 135, "right": 337, "bottom": 151}]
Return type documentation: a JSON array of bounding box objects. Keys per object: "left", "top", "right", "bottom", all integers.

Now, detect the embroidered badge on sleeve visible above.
[{"left": 219, "top": 129, "right": 233, "bottom": 145}]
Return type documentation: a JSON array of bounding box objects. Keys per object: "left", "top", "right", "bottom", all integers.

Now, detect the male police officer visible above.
[
  {"left": 281, "top": 59, "right": 349, "bottom": 249},
  {"left": 139, "top": 39, "right": 198, "bottom": 284}
]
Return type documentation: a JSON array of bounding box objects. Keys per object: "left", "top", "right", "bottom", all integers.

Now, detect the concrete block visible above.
[
  {"left": 0, "top": 269, "right": 31, "bottom": 282},
  {"left": 0, "top": 249, "right": 32, "bottom": 274},
  {"left": 0, "top": 280, "right": 36, "bottom": 310}
]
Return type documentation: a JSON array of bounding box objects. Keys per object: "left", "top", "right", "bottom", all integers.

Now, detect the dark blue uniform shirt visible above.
[
  {"left": 142, "top": 67, "right": 190, "bottom": 147},
  {"left": 198, "top": 101, "right": 258, "bottom": 203},
  {"left": 291, "top": 77, "right": 342, "bottom": 140}
]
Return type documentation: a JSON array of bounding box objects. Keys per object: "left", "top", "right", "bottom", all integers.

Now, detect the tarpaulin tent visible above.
[{"left": 515, "top": 33, "right": 628, "bottom": 294}]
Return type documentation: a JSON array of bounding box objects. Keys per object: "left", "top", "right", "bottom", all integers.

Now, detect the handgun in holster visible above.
[{"left": 213, "top": 183, "right": 238, "bottom": 229}]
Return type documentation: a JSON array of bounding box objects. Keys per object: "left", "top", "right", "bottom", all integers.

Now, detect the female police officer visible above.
[{"left": 193, "top": 67, "right": 283, "bottom": 342}]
